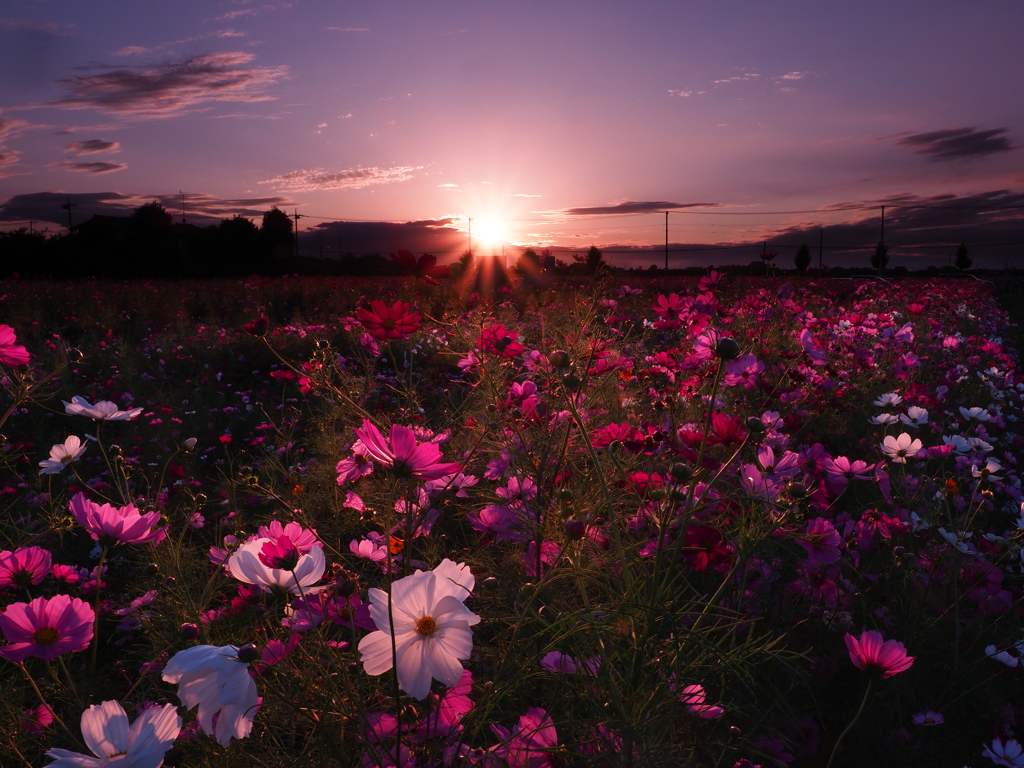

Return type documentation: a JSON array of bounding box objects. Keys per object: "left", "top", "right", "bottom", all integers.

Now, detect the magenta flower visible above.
[
  {"left": 354, "top": 419, "right": 462, "bottom": 481},
  {"left": 0, "top": 324, "right": 30, "bottom": 367},
  {"left": 69, "top": 492, "right": 163, "bottom": 545},
  {"left": 20, "top": 703, "right": 53, "bottom": 736},
  {"left": 796, "top": 517, "right": 843, "bottom": 565},
  {"left": 678, "top": 684, "right": 724, "bottom": 719},
  {"left": 259, "top": 535, "right": 300, "bottom": 570},
  {"left": 356, "top": 299, "right": 421, "bottom": 340},
  {"left": 844, "top": 630, "right": 914, "bottom": 678},
  {"left": 0, "top": 594, "right": 95, "bottom": 662},
  {"left": 491, "top": 707, "right": 559, "bottom": 768},
  {"left": 0, "top": 546, "right": 52, "bottom": 590}
]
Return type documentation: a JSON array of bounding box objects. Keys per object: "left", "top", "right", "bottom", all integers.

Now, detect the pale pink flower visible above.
[
  {"left": 63, "top": 395, "right": 142, "bottom": 421},
  {"left": 69, "top": 492, "right": 163, "bottom": 545},
  {"left": 0, "top": 594, "right": 94, "bottom": 662},
  {"left": 678, "top": 684, "right": 724, "bottom": 719},
  {"left": 45, "top": 699, "right": 180, "bottom": 768},
  {"left": 982, "top": 738, "right": 1024, "bottom": 767},
  {"left": 880, "top": 433, "right": 922, "bottom": 463},
  {"left": 162, "top": 644, "right": 259, "bottom": 747},
  {"left": 227, "top": 538, "right": 325, "bottom": 595},
  {"left": 359, "top": 559, "right": 480, "bottom": 700},
  {"left": 844, "top": 630, "right": 914, "bottom": 678},
  {"left": 39, "top": 436, "right": 87, "bottom": 475}
]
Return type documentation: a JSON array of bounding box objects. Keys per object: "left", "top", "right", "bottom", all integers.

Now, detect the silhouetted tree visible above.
[
  {"left": 871, "top": 242, "right": 889, "bottom": 273},
  {"left": 260, "top": 207, "right": 294, "bottom": 269},
  {"left": 515, "top": 248, "right": 540, "bottom": 275},
  {"left": 0, "top": 228, "right": 48, "bottom": 277},
  {"left": 585, "top": 245, "right": 606, "bottom": 276},
  {"left": 219, "top": 215, "right": 260, "bottom": 276},
  {"left": 955, "top": 243, "right": 972, "bottom": 271},
  {"left": 794, "top": 244, "right": 811, "bottom": 272}
]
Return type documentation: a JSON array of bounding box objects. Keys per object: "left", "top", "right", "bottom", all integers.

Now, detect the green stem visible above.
[{"left": 826, "top": 677, "right": 873, "bottom": 768}]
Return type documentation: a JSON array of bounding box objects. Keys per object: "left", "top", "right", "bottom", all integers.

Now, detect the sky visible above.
[{"left": 2, "top": 0, "right": 1024, "bottom": 269}]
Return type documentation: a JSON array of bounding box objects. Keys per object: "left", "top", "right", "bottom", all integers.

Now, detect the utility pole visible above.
[
  {"left": 180, "top": 190, "right": 187, "bottom": 224},
  {"left": 292, "top": 209, "right": 305, "bottom": 257},
  {"left": 61, "top": 197, "right": 77, "bottom": 233},
  {"left": 880, "top": 205, "right": 885, "bottom": 244},
  {"left": 818, "top": 227, "right": 823, "bottom": 274},
  {"left": 467, "top": 218, "right": 472, "bottom": 256},
  {"left": 664, "top": 211, "right": 669, "bottom": 271}
]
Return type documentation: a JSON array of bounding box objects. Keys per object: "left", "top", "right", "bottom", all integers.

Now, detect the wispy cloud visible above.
[
  {"left": 326, "top": 26, "right": 369, "bottom": 32},
  {"left": 0, "top": 16, "right": 74, "bottom": 35},
  {"left": 555, "top": 200, "right": 719, "bottom": 216},
  {"left": 50, "top": 52, "right": 288, "bottom": 117},
  {"left": 0, "top": 113, "right": 30, "bottom": 178},
  {"left": 64, "top": 139, "right": 119, "bottom": 155},
  {"left": 713, "top": 71, "right": 760, "bottom": 85},
  {"left": 50, "top": 160, "right": 126, "bottom": 174},
  {"left": 895, "top": 127, "right": 1015, "bottom": 160},
  {"left": 259, "top": 165, "right": 421, "bottom": 192}
]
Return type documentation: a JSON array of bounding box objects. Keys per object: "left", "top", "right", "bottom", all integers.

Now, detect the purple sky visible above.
[{"left": 2, "top": 1, "right": 1023, "bottom": 268}]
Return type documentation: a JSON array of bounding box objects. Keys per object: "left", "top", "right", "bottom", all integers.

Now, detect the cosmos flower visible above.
[
  {"left": 69, "top": 493, "right": 164, "bottom": 546},
  {"left": 0, "top": 324, "right": 30, "bottom": 367},
  {"left": 982, "top": 738, "right": 1024, "bottom": 767},
  {"left": 880, "top": 433, "right": 922, "bottom": 463},
  {"left": 227, "top": 537, "right": 325, "bottom": 595},
  {"left": 354, "top": 419, "right": 462, "bottom": 481},
  {"left": 45, "top": 700, "right": 180, "bottom": 768},
  {"left": 356, "top": 300, "right": 421, "bottom": 340},
  {"left": 911, "top": 711, "right": 944, "bottom": 726},
  {"left": 359, "top": 559, "right": 480, "bottom": 700},
  {"left": 678, "top": 684, "right": 724, "bottom": 719},
  {"left": 20, "top": 703, "right": 54, "bottom": 737},
  {"left": 844, "top": 630, "right": 914, "bottom": 678},
  {"left": 39, "top": 436, "right": 88, "bottom": 475},
  {"left": 63, "top": 396, "right": 143, "bottom": 421},
  {"left": 162, "top": 644, "right": 259, "bottom": 747},
  {"left": 0, "top": 546, "right": 52, "bottom": 590},
  {"left": 0, "top": 594, "right": 94, "bottom": 663}
]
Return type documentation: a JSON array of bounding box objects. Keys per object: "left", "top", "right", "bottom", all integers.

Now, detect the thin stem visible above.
[{"left": 826, "top": 677, "right": 873, "bottom": 768}]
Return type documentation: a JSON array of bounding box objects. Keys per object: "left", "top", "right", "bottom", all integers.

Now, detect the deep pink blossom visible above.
[
  {"left": 69, "top": 492, "right": 164, "bottom": 545},
  {"left": 0, "top": 594, "right": 94, "bottom": 662},
  {"left": 844, "top": 630, "right": 914, "bottom": 678},
  {"left": 354, "top": 419, "right": 462, "bottom": 480},
  {"left": 0, "top": 546, "right": 52, "bottom": 590},
  {"left": 0, "top": 324, "right": 30, "bottom": 367},
  {"left": 356, "top": 300, "right": 421, "bottom": 340}
]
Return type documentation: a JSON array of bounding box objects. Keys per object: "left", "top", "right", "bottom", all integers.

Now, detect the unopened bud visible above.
[
  {"left": 564, "top": 518, "right": 587, "bottom": 540},
  {"left": 713, "top": 337, "right": 740, "bottom": 360},
  {"left": 180, "top": 622, "right": 200, "bottom": 640},
  {"left": 183, "top": 437, "right": 198, "bottom": 451},
  {"left": 745, "top": 417, "right": 767, "bottom": 433},
  {"left": 669, "top": 462, "right": 692, "bottom": 482},
  {"left": 236, "top": 643, "right": 260, "bottom": 664},
  {"left": 548, "top": 350, "right": 571, "bottom": 369}
]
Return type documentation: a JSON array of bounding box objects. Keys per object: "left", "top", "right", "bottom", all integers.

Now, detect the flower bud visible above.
[
  {"left": 563, "top": 518, "right": 587, "bottom": 540},
  {"left": 180, "top": 622, "right": 200, "bottom": 640},
  {"left": 236, "top": 643, "right": 260, "bottom": 664},
  {"left": 183, "top": 437, "right": 198, "bottom": 451},
  {"left": 713, "top": 337, "right": 740, "bottom": 360},
  {"left": 669, "top": 462, "right": 692, "bottom": 482},
  {"left": 548, "top": 350, "right": 571, "bottom": 369},
  {"left": 745, "top": 416, "right": 767, "bottom": 433}
]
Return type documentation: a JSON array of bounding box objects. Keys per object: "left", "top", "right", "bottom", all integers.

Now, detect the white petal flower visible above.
[
  {"left": 63, "top": 395, "right": 143, "bottom": 421},
  {"left": 227, "top": 538, "right": 325, "bottom": 595},
  {"left": 880, "top": 433, "right": 922, "bottom": 463},
  {"left": 45, "top": 699, "right": 180, "bottom": 768},
  {"left": 869, "top": 413, "right": 899, "bottom": 426},
  {"left": 358, "top": 559, "right": 480, "bottom": 700},
  {"left": 959, "top": 406, "right": 991, "bottom": 422},
  {"left": 162, "top": 644, "right": 258, "bottom": 747},
  {"left": 899, "top": 406, "right": 929, "bottom": 427},
  {"left": 39, "top": 436, "right": 87, "bottom": 475},
  {"left": 873, "top": 392, "right": 903, "bottom": 407}
]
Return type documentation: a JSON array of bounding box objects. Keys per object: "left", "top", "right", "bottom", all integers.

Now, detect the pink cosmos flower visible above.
[
  {"left": 62, "top": 395, "right": 143, "bottom": 421},
  {"left": 39, "top": 436, "right": 87, "bottom": 475},
  {"left": 258, "top": 535, "right": 300, "bottom": 570},
  {"left": 0, "top": 594, "right": 94, "bottom": 662},
  {"left": 491, "top": 707, "right": 559, "bottom": 768},
  {"left": 45, "top": 700, "right": 180, "bottom": 768},
  {"left": 0, "top": 324, "right": 30, "bottom": 367},
  {"left": 162, "top": 644, "right": 259, "bottom": 747},
  {"left": 723, "top": 353, "right": 764, "bottom": 389},
  {"left": 227, "top": 537, "right": 325, "bottom": 595},
  {"left": 678, "top": 684, "right": 724, "bottom": 719},
  {"left": 69, "top": 492, "right": 164, "bottom": 545},
  {"left": 797, "top": 517, "right": 842, "bottom": 565},
  {"left": 359, "top": 559, "right": 480, "bottom": 700},
  {"left": 356, "top": 300, "right": 421, "bottom": 340},
  {"left": 912, "top": 711, "right": 944, "bottom": 726},
  {"left": 0, "top": 546, "right": 52, "bottom": 590},
  {"left": 844, "top": 630, "right": 914, "bottom": 678},
  {"left": 540, "top": 651, "right": 599, "bottom": 676},
  {"left": 476, "top": 324, "right": 525, "bottom": 358},
  {"left": 354, "top": 419, "right": 462, "bottom": 481},
  {"left": 336, "top": 442, "right": 375, "bottom": 485},
  {"left": 256, "top": 520, "right": 319, "bottom": 553},
  {"left": 880, "top": 433, "right": 922, "bottom": 464},
  {"left": 20, "top": 703, "right": 54, "bottom": 736}
]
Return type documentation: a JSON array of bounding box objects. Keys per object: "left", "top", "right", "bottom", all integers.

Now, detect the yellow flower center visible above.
[
  {"left": 32, "top": 626, "right": 60, "bottom": 645},
  {"left": 416, "top": 616, "right": 437, "bottom": 635}
]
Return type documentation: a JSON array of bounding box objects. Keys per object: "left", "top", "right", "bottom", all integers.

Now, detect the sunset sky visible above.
[{"left": 2, "top": 1, "right": 1023, "bottom": 268}]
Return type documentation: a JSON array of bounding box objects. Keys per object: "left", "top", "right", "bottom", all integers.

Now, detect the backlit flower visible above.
[
  {"left": 880, "top": 433, "right": 922, "bottom": 464},
  {"left": 69, "top": 492, "right": 163, "bottom": 545},
  {"left": 844, "top": 630, "right": 914, "bottom": 678},
  {"left": 0, "top": 594, "right": 94, "bottom": 662},
  {"left": 45, "top": 699, "right": 180, "bottom": 768},
  {"left": 0, "top": 324, "right": 30, "bottom": 367},
  {"left": 359, "top": 559, "right": 480, "bottom": 700},
  {"left": 0, "top": 546, "right": 52, "bottom": 590},
  {"left": 354, "top": 419, "right": 462, "bottom": 481},
  {"left": 678, "top": 684, "right": 724, "bottom": 719},
  {"left": 63, "top": 395, "right": 143, "bottom": 421},
  {"left": 356, "top": 300, "right": 421, "bottom": 340},
  {"left": 39, "top": 436, "right": 87, "bottom": 475},
  {"left": 162, "top": 644, "right": 259, "bottom": 747},
  {"left": 982, "top": 738, "right": 1024, "bottom": 767},
  {"left": 227, "top": 537, "right": 325, "bottom": 595}
]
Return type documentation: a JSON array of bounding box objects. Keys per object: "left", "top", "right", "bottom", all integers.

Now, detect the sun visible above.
[{"left": 472, "top": 218, "right": 505, "bottom": 251}]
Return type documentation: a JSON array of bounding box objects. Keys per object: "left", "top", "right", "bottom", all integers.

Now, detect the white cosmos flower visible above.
[
  {"left": 45, "top": 699, "right": 180, "bottom": 768},
  {"left": 873, "top": 392, "right": 903, "bottom": 407},
  {"left": 942, "top": 434, "right": 972, "bottom": 454},
  {"left": 899, "top": 406, "right": 929, "bottom": 427},
  {"left": 880, "top": 433, "right": 922, "bottom": 463},
  {"left": 162, "top": 644, "right": 258, "bottom": 747},
  {"left": 959, "top": 406, "right": 991, "bottom": 422},
  {"left": 869, "top": 413, "right": 899, "bottom": 426},
  {"left": 227, "top": 538, "right": 325, "bottom": 595},
  {"left": 63, "top": 395, "right": 143, "bottom": 421},
  {"left": 39, "top": 436, "right": 87, "bottom": 475},
  {"left": 358, "top": 559, "right": 480, "bottom": 700}
]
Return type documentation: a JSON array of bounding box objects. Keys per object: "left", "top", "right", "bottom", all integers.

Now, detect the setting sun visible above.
[{"left": 472, "top": 218, "right": 505, "bottom": 251}]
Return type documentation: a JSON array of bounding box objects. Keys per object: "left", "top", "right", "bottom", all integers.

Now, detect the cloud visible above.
[
  {"left": 0, "top": 16, "right": 74, "bottom": 35},
  {"left": 326, "top": 26, "right": 369, "bottom": 32},
  {"left": 51, "top": 160, "right": 127, "bottom": 174},
  {"left": 0, "top": 113, "right": 30, "bottom": 177},
  {"left": 713, "top": 71, "right": 760, "bottom": 85},
  {"left": 64, "top": 139, "right": 119, "bottom": 155},
  {"left": 50, "top": 52, "right": 288, "bottom": 117},
  {"left": 303, "top": 218, "right": 467, "bottom": 258},
  {"left": 0, "top": 190, "right": 295, "bottom": 227},
  {"left": 259, "top": 165, "right": 420, "bottom": 192},
  {"left": 667, "top": 89, "right": 692, "bottom": 98},
  {"left": 895, "top": 127, "right": 1015, "bottom": 160},
  {"left": 555, "top": 200, "right": 720, "bottom": 216},
  {"left": 777, "top": 71, "right": 811, "bottom": 81}
]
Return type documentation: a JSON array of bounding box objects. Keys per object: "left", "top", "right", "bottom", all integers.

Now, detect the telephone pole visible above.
[
  {"left": 61, "top": 197, "right": 77, "bottom": 233},
  {"left": 292, "top": 209, "right": 305, "bottom": 257},
  {"left": 664, "top": 211, "right": 669, "bottom": 271}
]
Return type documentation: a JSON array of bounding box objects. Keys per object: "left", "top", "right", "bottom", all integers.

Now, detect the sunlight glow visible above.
[{"left": 473, "top": 218, "right": 505, "bottom": 250}]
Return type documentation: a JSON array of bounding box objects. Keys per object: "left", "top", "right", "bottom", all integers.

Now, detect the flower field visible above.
[{"left": 0, "top": 272, "right": 1021, "bottom": 767}]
